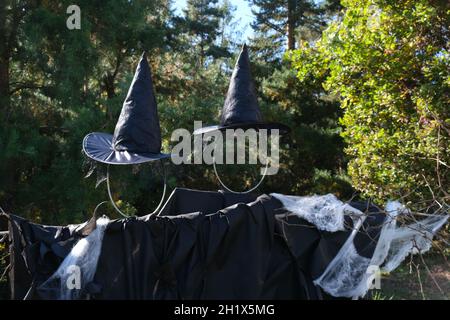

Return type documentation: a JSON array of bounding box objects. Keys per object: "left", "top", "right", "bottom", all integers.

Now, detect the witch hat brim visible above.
[
  {"left": 193, "top": 122, "right": 290, "bottom": 135},
  {"left": 83, "top": 53, "right": 170, "bottom": 165},
  {"left": 83, "top": 133, "right": 169, "bottom": 165},
  {"left": 194, "top": 44, "right": 290, "bottom": 136}
]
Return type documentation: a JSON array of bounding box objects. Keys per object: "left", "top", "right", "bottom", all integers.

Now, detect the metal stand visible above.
[
  {"left": 212, "top": 158, "right": 269, "bottom": 194},
  {"left": 106, "top": 160, "right": 168, "bottom": 218},
  {"left": 0, "top": 231, "right": 8, "bottom": 243}
]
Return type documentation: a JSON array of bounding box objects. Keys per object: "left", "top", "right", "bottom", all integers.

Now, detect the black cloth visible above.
[
  {"left": 7, "top": 215, "right": 90, "bottom": 299},
  {"left": 7, "top": 188, "right": 385, "bottom": 300}
]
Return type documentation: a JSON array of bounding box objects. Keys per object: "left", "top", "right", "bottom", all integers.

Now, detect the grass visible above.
[
  {"left": 370, "top": 252, "right": 450, "bottom": 300},
  {"left": 0, "top": 243, "right": 9, "bottom": 300}
]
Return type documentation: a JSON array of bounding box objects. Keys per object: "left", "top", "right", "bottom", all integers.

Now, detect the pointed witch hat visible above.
[
  {"left": 83, "top": 52, "right": 169, "bottom": 165},
  {"left": 194, "top": 44, "right": 290, "bottom": 135}
]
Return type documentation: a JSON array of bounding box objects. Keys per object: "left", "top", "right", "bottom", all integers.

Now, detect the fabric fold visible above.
[{"left": 7, "top": 189, "right": 447, "bottom": 300}]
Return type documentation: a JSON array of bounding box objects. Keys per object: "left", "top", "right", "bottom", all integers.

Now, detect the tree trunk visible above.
[
  {"left": 0, "top": 2, "right": 10, "bottom": 112},
  {"left": 103, "top": 74, "right": 116, "bottom": 99},
  {"left": 200, "top": 38, "right": 205, "bottom": 67},
  {"left": 0, "top": 54, "right": 10, "bottom": 110},
  {"left": 287, "top": 0, "right": 296, "bottom": 50}
]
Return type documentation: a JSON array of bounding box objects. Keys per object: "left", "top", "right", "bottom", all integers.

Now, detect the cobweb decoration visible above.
[
  {"left": 312, "top": 201, "right": 401, "bottom": 298},
  {"left": 271, "top": 193, "right": 363, "bottom": 232},
  {"left": 82, "top": 150, "right": 159, "bottom": 188},
  {"left": 382, "top": 214, "right": 449, "bottom": 272},
  {"left": 273, "top": 194, "right": 449, "bottom": 298},
  {"left": 38, "top": 216, "right": 110, "bottom": 300},
  {"left": 315, "top": 201, "right": 447, "bottom": 298},
  {"left": 82, "top": 150, "right": 107, "bottom": 188}
]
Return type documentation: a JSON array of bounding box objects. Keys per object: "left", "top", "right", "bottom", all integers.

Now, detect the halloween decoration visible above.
[
  {"left": 6, "top": 188, "right": 447, "bottom": 300},
  {"left": 2, "top": 50, "right": 447, "bottom": 302},
  {"left": 83, "top": 52, "right": 169, "bottom": 165},
  {"left": 193, "top": 45, "right": 290, "bottom": 193},
  {"left": 193, "top": 44, "right": 290, "bottom": 136},
  {"left": 82, "top": 52, "right": 170, "bottom": 217}
]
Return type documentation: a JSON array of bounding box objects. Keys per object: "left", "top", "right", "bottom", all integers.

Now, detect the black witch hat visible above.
[
  {"left": 83, "top": 52, "right": 169, "bottom": 165},
  {"left": 194, "top": 44, "right": 290, "bottom": 135}
]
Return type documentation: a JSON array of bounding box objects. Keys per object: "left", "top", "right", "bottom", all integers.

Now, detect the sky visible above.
[{"left": 173, "top": 0, "right": 255, "bottom": 41}]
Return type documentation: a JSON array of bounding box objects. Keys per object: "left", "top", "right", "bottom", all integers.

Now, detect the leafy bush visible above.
[{"left": 291, "top": 0, "right": 450, "bottom": 204}]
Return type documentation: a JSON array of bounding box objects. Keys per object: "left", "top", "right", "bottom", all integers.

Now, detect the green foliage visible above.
[
  {"left": 0, "top": 0, "right": 171, "bottom": 223},
  {"left": 245, "top": 0, "right": 350, "bottom": 198},
  {"left": 248, "top": 0, "right": 319, "bottom": 50},
  {"left": 174, "top": 0, "right": 233, "bottom": 64},
  {"left": 0, "top": 0, "right": 243, "bottom": 222},
  {"left": 0, "top": 242, "right": 7, "bottom": 300},
  {"left": 4, "top": 0, "right": 445, "bottom": 224},
  {"left": 291, "top": 0, "right": 450, "bottom": 203},
  {"left": 257, "top": 64, "right": 352, "bottom": 198}
]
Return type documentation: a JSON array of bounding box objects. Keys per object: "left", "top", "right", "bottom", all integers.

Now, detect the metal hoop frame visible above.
[
  {"left": 212, "top": 155, "right": 269, "bottom": 194},
  {"left": 92, "top": 201, "right": 109, "bottom": 219},
  {"left": 106, "top": 160, "right": 168, "bottom": 218}
]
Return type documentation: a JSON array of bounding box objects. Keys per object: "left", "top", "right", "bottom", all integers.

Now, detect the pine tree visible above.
[
  {"left": 248, "top": 0, "right": 317, "bottom": 51},
  {"left": 248, "top": 0, "right": 349, "bottom": 196},
  {"left": 179, "top": 0, "right": 231, "bottom": 65},
  {"left": 0, "top": 0, "right": 172, "bottom": 221}
]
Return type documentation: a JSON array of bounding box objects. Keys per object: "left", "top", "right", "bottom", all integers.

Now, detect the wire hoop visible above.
[
  {"left": 212, "top": 157, "right": 269, "bottom": 194},
  {"left": 92, "top": 201, "right": 109, "bottom": 219},
  {"left": 106, "top": 160, "right": 168, "bottom": 218}
]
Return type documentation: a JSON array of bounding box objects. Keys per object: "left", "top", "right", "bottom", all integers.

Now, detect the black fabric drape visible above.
[{"left": 7, "top": 188, "right": 385, "bottom": 300}]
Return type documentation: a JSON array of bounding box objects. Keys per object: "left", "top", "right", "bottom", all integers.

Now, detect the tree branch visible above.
[{"left": 9, "top": 82, "right": 46, "bottom": 95}]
